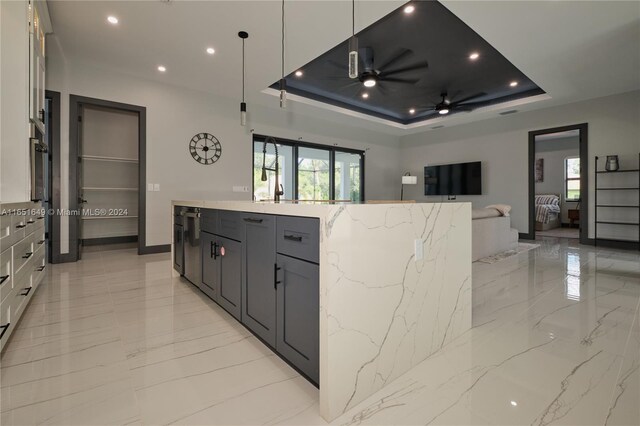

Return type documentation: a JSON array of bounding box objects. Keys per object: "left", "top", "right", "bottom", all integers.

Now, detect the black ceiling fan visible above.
[
  {"left": 328, "top": 47, "right": 428, "bottom": 93},
  {"left": 417, "top": 91, "right": 488, "bottom": 116}
]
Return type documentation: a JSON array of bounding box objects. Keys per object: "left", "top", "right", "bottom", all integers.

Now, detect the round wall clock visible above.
[{"left": 189, "top": 133, "right": 222, "bottom": 165}]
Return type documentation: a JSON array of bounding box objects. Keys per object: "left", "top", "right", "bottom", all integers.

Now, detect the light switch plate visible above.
[
  {"left": 147, "top": 183, "right": 154, "bottom": 191},
  {"left": 414, "top": 239, "right": 423, "bottom": 261},
  {"left": 153, "top": 184, "right": 160, "bottom": 191}
]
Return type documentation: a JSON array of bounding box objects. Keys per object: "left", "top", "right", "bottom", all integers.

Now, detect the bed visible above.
[{"left": 535, "top": 194, "right": 561, "bottom": 231}]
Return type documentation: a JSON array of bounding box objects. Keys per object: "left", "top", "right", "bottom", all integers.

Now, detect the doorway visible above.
[
  {"left": 528, "top": 123, "right": 588, "bottom": 244},
  {"left": 69, "top": 96, "right": 146, "bottom": 260}
]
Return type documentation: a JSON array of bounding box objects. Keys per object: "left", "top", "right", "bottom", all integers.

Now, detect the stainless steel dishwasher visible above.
[{"left": 183, "top": 207, "right": 201, "bottom": 287}]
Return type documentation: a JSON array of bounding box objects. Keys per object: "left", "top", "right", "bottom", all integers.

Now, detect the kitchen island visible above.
[{"left": 171, "top": 200, "right": 472, "bottom": 421}]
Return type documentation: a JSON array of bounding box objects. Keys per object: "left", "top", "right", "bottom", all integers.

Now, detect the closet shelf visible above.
[
  {"left": 81, "top": 187, "right": 138, "bottom": 191},
  {"left": 596, "top": 169, "right": 639, "bottom": 174},
  {"left": 81, "top": 216, "right": 138, "bottom": 220},
  {"left": 82, "top": 155, "right": 138, "bottom": 163}
]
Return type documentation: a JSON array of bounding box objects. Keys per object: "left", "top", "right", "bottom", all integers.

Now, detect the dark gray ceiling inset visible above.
[{"left": 271, "top": 0, "right": 545, "bottom": 125}]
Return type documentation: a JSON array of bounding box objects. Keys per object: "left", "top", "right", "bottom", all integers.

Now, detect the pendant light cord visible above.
[
  {"left": 242, "top": 38, "right": 245, "bottom": 102},
  {"left": 352, "top": 0, "right": 355, "bottom": 35},
  {"left": 281, "top": 0, "right": 285, "bottom": 79}
]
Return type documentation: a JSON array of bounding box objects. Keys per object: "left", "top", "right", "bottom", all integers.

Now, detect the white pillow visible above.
[{"left": 485, "top": 204, "right": 511, "bottom": 216}]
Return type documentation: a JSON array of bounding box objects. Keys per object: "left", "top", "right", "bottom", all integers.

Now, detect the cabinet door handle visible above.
[
  {"left": 36, "top": 266, "right": 45, "bottom": 272},
  {"left": 211, "top": 241, "right": 219, "bottom": 260},
  {"left": 15, "top": 224, "right": 26, "bottom": 229},
  {"left": 21, "top": 287, "right": 32, "bottom": 297},
  {"left": 0, "top": 323, "right": 9, "bottom": 340},
  {"left": 37, "top": 216, "right": 44, "bottom": 220},
  {"left": 284, "top": 234, "right": 303, "bottom": 242},
  {"left": 26, "top": 220, "right": 35, "bottom": 224},
  {"left": 0, "top": 275, "right": 9, "bottom": 285},
  {"left": 243, "top": 217, "right": 263, "bottom": 224},
  {"left": 274, "top": 263, "right": 282, "bottom": 290},
  {"left": 38, "top": 240, "right": 45, "bottom": 245},
  {"left": 22, "top": 252, "right": 33, "bottom": 259}
]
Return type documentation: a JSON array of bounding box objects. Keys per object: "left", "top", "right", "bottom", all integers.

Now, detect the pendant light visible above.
[
  {"left": 238, "top": 31, "right": 249, "bottom": 126},
  {"left": 279, "top": 0, "right": 287, "bottom": 108},
  {"left": 348, "top": 0, "right": 358, "bottom": 79}
]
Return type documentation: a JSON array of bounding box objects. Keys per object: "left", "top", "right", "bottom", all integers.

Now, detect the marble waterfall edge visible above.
[{"left": 319, "top": 202, "right": 472, "bottom": 420}]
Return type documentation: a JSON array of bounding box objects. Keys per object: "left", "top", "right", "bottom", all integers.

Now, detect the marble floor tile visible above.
[{"left": 1, "top": 239, "right": 638, "bottom": 425}]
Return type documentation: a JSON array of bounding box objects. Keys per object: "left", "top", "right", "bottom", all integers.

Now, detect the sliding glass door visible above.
[{"left": 252, "top": 136, "right": 364, "bottom": 202}]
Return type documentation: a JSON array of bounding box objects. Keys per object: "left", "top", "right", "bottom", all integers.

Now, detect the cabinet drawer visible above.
[
  {"left": 0, "top": 214, "right": 12, "bottom": 252},
  {"left": 276, "top": 216, "right": 319, "bottom": 264},
  {"left": 0, "top": 247, "right": 12, "bottom": 305},
  {"left": 32, "top": 249, "right": 46, "bottom": 289},
  {"left": 217, "top": 210, "right": 242, "bottom": 241},
  {"left": 201, "top": 209, "right": 217, "bottom": 234},
  {"left": 33, "top": 213, "right": 45, "bottom": 232},
  {"left": 0, "top": 297, "right": 12, "bottom": 352},
  {"left": 33, "top": 228, "right": 46, "bottom": 251},
  {"left": 12, "top": 233, "right": 35, "bottom": 274},
  {"left": 10, "top": 216, "right": 27, "bottom": 246}
]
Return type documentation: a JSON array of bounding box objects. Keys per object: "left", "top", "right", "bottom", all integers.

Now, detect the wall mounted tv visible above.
[{"left": 424, "top": 161, "right": 482, "bottom": 196}]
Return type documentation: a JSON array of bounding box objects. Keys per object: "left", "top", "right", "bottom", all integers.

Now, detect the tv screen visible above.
[{"left": 424, "top": 161, "right": 482, "bottom": 196}]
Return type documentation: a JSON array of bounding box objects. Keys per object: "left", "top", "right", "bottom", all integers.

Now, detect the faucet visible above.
[{"left": 261, "top": 137, "right": 284, "bottom": 202}]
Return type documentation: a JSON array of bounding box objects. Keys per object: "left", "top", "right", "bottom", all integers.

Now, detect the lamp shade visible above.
[{"left": 402, "top": 175, "right": 417, "bottom": 185}]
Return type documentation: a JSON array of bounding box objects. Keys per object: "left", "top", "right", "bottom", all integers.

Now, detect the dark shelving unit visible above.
[{"left": 594, "top": 154, "right": 640, "bottom": 250}]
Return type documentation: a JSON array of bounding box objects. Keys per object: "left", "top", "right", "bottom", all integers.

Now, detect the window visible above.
[
  {"left": 252, "top": 135, "right": 364, "bottom": 202},
  {"left": 565, "top": 157, "right": 580, "bottom": 201}
]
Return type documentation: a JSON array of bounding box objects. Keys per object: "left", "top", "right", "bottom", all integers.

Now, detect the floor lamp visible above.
[{"left": 400, "top": 172, "right": 417, "bottom": 201}]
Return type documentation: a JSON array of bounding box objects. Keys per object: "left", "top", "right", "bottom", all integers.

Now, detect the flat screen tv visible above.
[{"left": 424, "top": 161, "right": 482, "bottom": 196}]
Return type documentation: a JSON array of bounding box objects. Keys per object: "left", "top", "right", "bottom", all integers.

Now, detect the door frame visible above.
[
  {"left": 527, "top": 123, "right": 589, "bottom": 244},
  {"left": 45, "top": 90, "right": 67, "bottom": 263},
  {"left": 68, "top": 95, "right": 148, "bottom": 259}
]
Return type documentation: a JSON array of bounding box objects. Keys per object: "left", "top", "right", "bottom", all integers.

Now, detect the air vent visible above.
[
  {"left": 499, "top": 110, "right": 518, "bottom": 115},
  {"left": 431, "top": 125, "right": 445, "bottom": 129}
]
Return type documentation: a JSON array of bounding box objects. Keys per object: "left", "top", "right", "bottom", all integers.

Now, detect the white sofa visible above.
[{"left": 472, "top": 208, "right": 519, "bottom": 261}]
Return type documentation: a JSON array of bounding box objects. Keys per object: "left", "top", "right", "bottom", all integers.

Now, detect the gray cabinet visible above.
[
  {"left": 174, "top": 224, "right": 184, "bottom": 274},
  {"left": 216, "top": 236, "right": 242, "bottom": 320},
  {"left": 200, "top": 231, "right": 217, "bottom": 301},
  {"left": 242, "top": 213, "right": 277, "bottom": 346},
  {"left": 276, "top": 254, "right": 319, "bottom": 383}
]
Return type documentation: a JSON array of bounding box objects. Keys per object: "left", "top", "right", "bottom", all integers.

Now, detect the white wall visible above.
[
  {"left": 400, "top": 90, "right": 640, "bottom": 237},
  {"left": 46, "top": 41, "right": 402, "bottom": 251},
  {"left": 535, "top": 136, "right": 580, "bottom": 223},
  {"left": 0, "top": 0, "right": 30, "bottom": 202}
]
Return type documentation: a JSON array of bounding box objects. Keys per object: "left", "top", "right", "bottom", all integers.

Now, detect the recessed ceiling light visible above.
[
  {"left": 361, "top": 93, "right": 369, "bottom": 99},
  {"left": 107, "top": 16, "right": 118, "bottom": 25},
  {"left": 439, "top": 108, "right": 449, "bottom": 115},
  {"left": 363, "top": 78, "right": 376, "bottom": 88},
  {"left": 295, "top": 70, "right": 303, "bottom": 77},
  {"left": 510, "top": 401, "right": 518, "bottom": 407},
  {"left": 510, "top": 81, "right": 518, "bottom": 87},
  {"left": 206, "top": 47, "right": 215, "bottom": 55},
  {"left": 157, "top": 65, "right": 166, "bottom": 72},
  {"left": 409, "top": 108, "right": 415, "bottom": 114},
  {"left": 469, "top": 52, "right": 479, "bottom": 60},
  {"left": 404, "top": 4, "right": 415, "bottom": 14}
]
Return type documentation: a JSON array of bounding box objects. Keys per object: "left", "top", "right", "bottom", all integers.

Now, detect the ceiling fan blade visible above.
[
  {"left": 451, "top": 92, "right": 487, "bottom": 105},
  {"left": 338, "top": 81, "right": 362, "bottom": 91},
  {"left": 377, "top": 48, "right": 413, "bottom": 72},
  {"left": 382, "top": 76, "right": 420, "bottom": 84},
  {"left": 326, "top": 59, "right": 348, "bottom": 71},
  {"left": 382, "top": 61, "right": 429, "bottom": 77}
]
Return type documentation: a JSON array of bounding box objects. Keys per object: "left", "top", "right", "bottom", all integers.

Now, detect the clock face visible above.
[{"left": 189, "top": 133, "right": 222, "bottom": 165}]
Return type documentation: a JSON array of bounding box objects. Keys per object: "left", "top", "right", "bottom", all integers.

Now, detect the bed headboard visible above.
[{"left": 535, "top": 194, "right": 561, "bottom": 206}]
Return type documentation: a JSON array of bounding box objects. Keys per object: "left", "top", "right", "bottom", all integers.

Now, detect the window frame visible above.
[
  {"left": 252, "top": 134, "right": 365, "bottom": 202},
  {"left": 565, "top": 156, "right": 581, "bottom": 201}
]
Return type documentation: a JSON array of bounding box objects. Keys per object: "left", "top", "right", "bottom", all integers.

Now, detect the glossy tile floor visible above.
[{"left": 1, "top": 238, "right": 638, "bottom": 425}]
